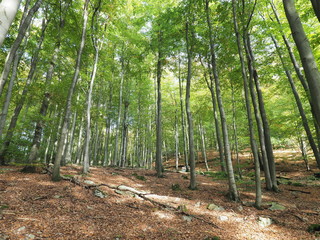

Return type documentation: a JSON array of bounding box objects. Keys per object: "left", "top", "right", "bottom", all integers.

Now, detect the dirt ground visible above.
[{"left": 0, "top": 149, "right": 319, "bottom": 240}]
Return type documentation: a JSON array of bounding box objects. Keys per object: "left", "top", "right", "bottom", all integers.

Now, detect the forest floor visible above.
[{"left": 0, "top": 149, "right": 320, "bottom": 240}]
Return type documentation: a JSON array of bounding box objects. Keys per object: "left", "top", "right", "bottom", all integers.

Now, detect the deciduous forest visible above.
[{"left": 0, "top": 0, "right": 320, "bottom": 239}]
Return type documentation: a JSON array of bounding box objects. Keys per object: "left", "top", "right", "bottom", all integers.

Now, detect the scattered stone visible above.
[
  {"left": 182, "top": 215, "right": 193, "bottom": 222},
  {"left": 207, "top": 203, "right": 224, "bottom": 211},
  {"left": 15, "top": 226, "right": 26, "bottom": 234},
  {"left": 94, "top": 189, "right": 107, "bottom": 198},
  {"left": 117, "top": 185, "right": 148, "bottom": 195},
  {"left": 84, "top": 180, "right": 96, "bottom": 185},
  {"left": 195, "top": 202, "right": 201, "bottom": 207},
  {"left": 0, "top": 234, "right": 9, "bottom": 240},
  {"left": 115, "top": 190, "right": 135, "bottom": 197},
  {"left": 218, "top": 216, "right": 228, "bottom": 221},
  {"left": 24, "top": 234, "right": 35, "bottom": 240},
  {"left": 258, "top": 216, "right": 273, "bottom": 227},
  {"left": 237, "top": 205, "right": 243, "bottom": 211},
  {"left": 269, "top": 202, "right": 286, "bottom": 211},
  {"left": 53, "top": 195, "right": 63, "bottom": 199}
]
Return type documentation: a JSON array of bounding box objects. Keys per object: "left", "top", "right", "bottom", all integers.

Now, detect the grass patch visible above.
[
  {"left": 171, "top": 183, "right": 181, "bottom": 191},
  {"left": 132, "top": 173, "right": 146, "bottom": 181},
  {"left": 0, "top": 205, "right": 9, "bottom": 210},
  {"left": 202, "top": 171, "right": 228, "bottom": 180}
]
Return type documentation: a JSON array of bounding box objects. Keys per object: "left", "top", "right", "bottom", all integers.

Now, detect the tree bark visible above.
[
  {"left": 52, "top": 0, "right": 89, "bottom": 181},
  {"left": 206, "top": 0, "right": 239, "bottom": 201},
  {"left": 178, "top": 58, "right": 189, "bottom": 172},
  {"left": 0, "top": 0, "right": 21, "bottom": 47},
  {"left": 155, "top": 30, "right": 164, "bottom": 177},
  {"left": 185, "top": 21, "right": 196, "bottom": 190},
  {"left": 232, "top": 0, "right": 260, "bottom": 206},
  {"left": 310, "top": 0, "right": 320, "bottom": 22},
  {"left": 283, "top": 0, "right": 320, "bottom": 129}
]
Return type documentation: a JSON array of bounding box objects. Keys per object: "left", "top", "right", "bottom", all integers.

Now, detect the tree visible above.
[
  {"left": 283, "top": 0, "right": 320, "bottom": 130},
  {"left": 0, "top": 0, "right": 21, "bottom": 48},
  {"left": 52, "top": 0, "right": 90, "bottom": 181}
]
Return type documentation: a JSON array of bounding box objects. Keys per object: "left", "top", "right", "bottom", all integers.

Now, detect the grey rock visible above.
[
  {"left": 269, "top": 202, "right": 286, "bottom": 211},
  {"left": 84, "top": 180, "right": 96, "bottom": 185},
  {"left": 195, "top": 202, "right": 201, "bottom": 207},
  {"left": 182, "top": 215, "right": 193, "bottom": 222},
  {"left": 115, "top": 190, "right": 135, "bottom": 197},
  {"left": 94, "top": 189, "right": 107, "bottom": 198},
  {"left": 15, "top": 226, "right": 26, "bottom": 234},
  {"left": 24, "top": 234, "right": 35, "bottom": 240},
  {"left": 258, "top": 216, "right": 273, "bottom": 227},
  {"left": 0, "top": 234, "right": 9, "bottom": 240},
  {"left": 207, "top": 203, "right": 225, "bottom": 211},
  {"left": 218, "top": 216, "right": 228, "bottom": 221}
]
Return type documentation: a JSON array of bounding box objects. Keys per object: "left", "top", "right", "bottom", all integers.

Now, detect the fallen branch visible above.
[{"left": 288, "top": 189, "right": 311, "bottom": 194}]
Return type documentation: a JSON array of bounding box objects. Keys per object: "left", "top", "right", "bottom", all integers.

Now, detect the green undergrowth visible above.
[{"left": 132, "top": 173, "right": 146, "bottom": 181}]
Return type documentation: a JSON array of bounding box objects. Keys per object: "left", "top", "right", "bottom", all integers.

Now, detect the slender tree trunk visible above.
[
  {"left": 310, "top": 0, "right": 320, "bottom": 22},
  {"left": 232, "top": 0, "right": 260, "bottom": 207},
  {"left": 83, "top": 46, "right": 99, "bottom": 174},
  {"left": 283, "top": 0, "right": 320, "bottom": 128},
  {"left": 272, "top": 36, "right": 320, "bottom": 168},
  {"left": 178, "top": 58, "right": 189, "bottom": 172},
  {"left": 0, "top": 0, "right": 42, "bottom": 97},
  {"left": 231, "top": 82, "right": 242, "bottom": 179},
  {"left": 175, "top": 109, "right": 179, "bottom": 172},
  {"left": 120, "top": 101, "right": 129, "bottom": 167},
  {"left": 206, "top": 0, "right": 239, "bottom": 201},
  {"left": 185, "top": 21, "right": 196, "bottom": 190},
  {"left": 244, "top": 34, "right": 273, "bottom": 190},
  {"left": 76, "top": 117, "right": 84, "bottom": 164},
  {"left": 202, "top": 59, "right": 225, "bottom": 172},
  {"left": 199, "top": 122, "right": 209, "bottom": 171},
  {"left": 52, "top": 0, "right": 89, "bottom": 181},
  {"left": 299, "top": 137, "right": 310, "bottom": 171},
  {"left": 113, "top": 58, "right": 125, "bottom": 166},
  {"left": 0, "top": 0, "right": 21, "bottom": 47},
  {"left": 155, "top": 31, "right": 164, "bottom": 177},
  {"left": 270, "top": 1, "right": 320, "bottom": 149}
]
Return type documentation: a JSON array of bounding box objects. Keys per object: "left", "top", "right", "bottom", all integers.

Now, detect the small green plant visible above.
[
  {"left": 0, "top": 205, "right": 9, "bottom": 210},
  {"left": 132, "top": 173, "right": 146, "bottom": 181},
  {"left": 171, "top": 183, "right": 181, "bottom": 191},
  {"left": 307, "top": 224, "right": 320, "bottom": 233},
  {"left": 203, "top": 171, "right": 228, "bottom": 180},
  {"left": 181, "top": 175, "right": 188, "bottom": 179},
  {"left": 63, "top": 174, "right": 75, "bottom": 178}
]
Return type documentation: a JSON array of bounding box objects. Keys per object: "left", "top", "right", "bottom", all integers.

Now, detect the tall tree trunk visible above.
[
  {"left": 0, "top": 0, "right": 42, "bottom": 97},
  {"left": 244, "top": 34, "right": 273, "bottom": 190},
  {"left": 0, "top": 0, "right": 22, "bottom": 47},
  {"left": 113, "top": 57, "right": 125, "bottom": 166},
  {"left": 206, "top": 0, "right": 239, "bottom": 201},
  {"left": 120, "top": 101, "right": 129, "bottom": 167},
  {"left": 232, "top": 0, "right": 260, "bottom": 207},
  {"left": 231, "top": 81, "right": 242, "bottom": 179},
  {"left": 175, "top": 109, "right": 179, "bottom": 172},
  {"left": 272, "top": 36, "right": 320, "bottom": 168},
  {"left": 52, "top": 0, "right": 89, "bottom": 181},
  {"left": 185, "top": 21, "right": 196, "bottom": 190},
  {"left": 201, "top": 58, "right": 225, "bottom": 172},
  {"left": 310, "top": 0, "right": 320, "bottom": 22},
  {"left": 83, "top": 45, "right": 99, "bottom": 174},
  {"left": 155, "top": 30, "right": 164, "bottom": 177},
  {"left": 270, "top": 1, "right": 320, "bottom": 149},
  {"left": 178, "top": 58, "right": 189, "bottom": 171},
  {"left": 283, "top": 0, "right": 320, "bottom": 129},
  {"left": 199, "top": 122, "right": 209, "bottom": 171}
]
